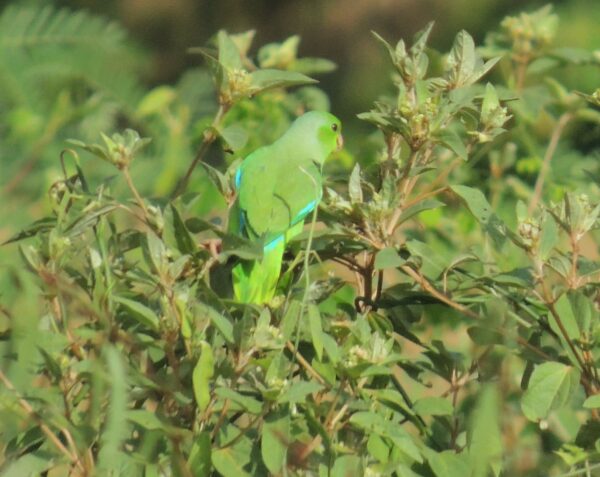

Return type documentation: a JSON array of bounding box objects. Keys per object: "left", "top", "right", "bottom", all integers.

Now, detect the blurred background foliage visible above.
[{"left": 1, "top": 0, "right": 600, "bottom": 475}]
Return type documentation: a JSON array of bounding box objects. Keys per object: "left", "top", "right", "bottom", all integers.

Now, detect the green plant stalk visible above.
[
  {"left": 290, "top": 165, "right": 322, "bottom": 379},
  {"left": 121, "top": 165, "right": 149, "bottom": 218},
  {"left": 528, "top": 112, "right": 572, "bottom": 214}
]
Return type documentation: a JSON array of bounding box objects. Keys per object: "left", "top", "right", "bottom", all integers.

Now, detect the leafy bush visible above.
[{"left": 2, "top": 4, "right": 600, "bottom": 476}]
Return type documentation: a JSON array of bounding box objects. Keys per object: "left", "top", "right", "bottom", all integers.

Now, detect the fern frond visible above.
[
  {"left": 0, "top": 5, "right": 146, "bottom": 112},
  {"left": 0, "top": 5, "right": 127, "bottom": 49}
]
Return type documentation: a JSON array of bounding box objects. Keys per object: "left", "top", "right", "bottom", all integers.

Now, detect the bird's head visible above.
[{"left": 288, "top": 111, "right": 343, "bottom": 164}]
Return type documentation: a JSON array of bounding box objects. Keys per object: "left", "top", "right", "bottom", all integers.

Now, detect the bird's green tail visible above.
[
  {"left": 232, "top": 222, "right": 305, "bottom": 304},
  {"left": 233, "top": 238, "right": 285, "bottom": 304}
]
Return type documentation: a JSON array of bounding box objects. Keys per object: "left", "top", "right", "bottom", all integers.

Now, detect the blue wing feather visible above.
[
  {"left": 294, "top": 199, "right": 318, "bottom": 225},
  {"left": 235, "top": 167, "right": 242, "bottom": 190}
]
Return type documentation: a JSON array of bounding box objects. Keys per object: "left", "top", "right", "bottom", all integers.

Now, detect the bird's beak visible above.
[{"left": 336, "top": 134, "right": 344, "bottom": 151}]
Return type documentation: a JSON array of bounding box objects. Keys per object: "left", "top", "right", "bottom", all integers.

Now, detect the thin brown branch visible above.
[
  {"left": 171, "top": 104, "right": 229, "bottom": 199},
  {"left": 400, "top": 265, "right": 479, "bottom": 319},
  {"left": 0, "top": 370, "right": 85, "bottom": 473},
  {"left": 122, "top": 166, "right": 149, "bottom": 218},
  {"left": 528, "top": 112, "right": 572, "bottom": 214},
  {"left": 217, "top": 412, "right": 265, "bottom": 449},
  {"left": 400, "top": 265, "right": 556, "bottom": 362},
  {"left": 403, "top": 186, "right": 449, "bottom": 210},
  {"left": 548, "top": 301, "right": 591, "bottom": 378},
  {"left": 285, "top": 341, "right": 326, "bottom": 385}
]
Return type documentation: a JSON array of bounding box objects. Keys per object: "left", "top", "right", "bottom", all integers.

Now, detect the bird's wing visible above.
[
  {"left": 237, "top": 146, "right": 276, "bottom": 238},
  {"left": 238, "top": 150, "right": 322, "bottom": 243}
]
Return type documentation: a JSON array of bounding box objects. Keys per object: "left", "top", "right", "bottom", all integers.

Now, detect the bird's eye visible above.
[{"left": 331, "top": 123, "right": 338, "bottom": 132}]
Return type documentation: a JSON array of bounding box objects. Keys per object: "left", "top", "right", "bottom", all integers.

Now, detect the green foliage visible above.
[{"left": 2, "top": 3, "right": 600, "bottom": 476}]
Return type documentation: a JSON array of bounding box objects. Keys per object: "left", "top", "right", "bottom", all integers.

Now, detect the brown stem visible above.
[
  {"left": 122, "top": 166, "right": 149, "bottom": 220},
  {"left": 171, "top": 437, "right": 194, "bottom": 477},
  {"left": 515, "top": 58, "right": 529, "bottom": 92},
  {"left": 217, "top": 412, "right": 265, "bottom": 449},
  {"left": 403, "top": 186, "right": 449, "bottom": 210},
  {"left": 374, "top": 270, "right": 384, "bottom": 303},
  {"left": 400, "top": 265, "right": 479, "bottom": 320},
  {"left": 171, "top": 104, "right": 229, "bottom": 199},
  {"left": 449, "top": 368, "right": 461, "bottom": 450},
  {"left": 285, "top": 341, "right": 326, "bottom": 385},
  {"left": 400, "top": 265, "right": 556, "bottom": 363},
  {"left": 0, "top": 370, "right": 86, "bottom": 473},
  {"left": 528, "top": 112, "right": 572, "bottom": 214},
  {"left": 385, "top": 148, "right": 431, "bottom": 237},
  {"left": 330, "top": 256, "right": 362, "bottom": 273},
  {"left": 210, "top": 399, "right": 231, "bottom": 441},
  {"left": 548, "top": 301, "right": 592, "bottom": 382}
]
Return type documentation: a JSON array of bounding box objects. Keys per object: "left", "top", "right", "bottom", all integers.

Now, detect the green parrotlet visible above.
[{"left": 231, "top": 111, "right": 343, "bottom": 304}]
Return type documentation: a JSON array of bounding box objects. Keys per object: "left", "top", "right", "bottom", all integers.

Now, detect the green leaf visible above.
[
  {"left": 114, "top": 296, "right": 160, "bottom": 331},
  {"left": 200, "top": 161, "right": 231, "bottom": 198},
  {"left": 207, "top": 306, "right": 235, "bottom": 344},
  {"left": 467, "top": 326, "right": 504, "bottom": 345},
  {"left": 1, "top": 452, "right": 53, "bottom": 477},
  {"left": 64, "top": 203, "right": 119, "bottom": 237},
  {"left": 367, "top": 433, "right": 390, "bottom": 464},
  {"left": 481, "top": 83, "right": 500, "bottom": 124},
  {"left": 136, "top": 86, "right": 176, "bottom": 117},
  {"left": 331, "top": 455, "right": 362, "bottom": 477},
  {"left": 413, "top": 396, "right": 453, "bottom": 416},
  {"left": 127, "top": 410, "right": 167, "bottom": 431},
  {"left": 212, "top": 445, "right": 251, "bottom": 477},
  {"left": 280, "top": 300, "right": 301, "bottom": 341},
  {"left": 521, "top": 362, "right": 581, "bottom": 421},
  {"left": 322, "top": 333, "right": 341, "bottom": 364},
  {"left": 144, "top": 231, "right": 168, "bottom": 275},
  {"left": 348, "top": 163, "right": 363, "bottom": 203},
  {"left": 447, "top": 30, "right": 476, "bottom": 86},
  {"left": 188, "top": 432, "right": 212, "bottom": 477},
  {"left": 308, "top": 304, "right": 324, "bottom": 361},
  {"left": 469, "top": 385, "right": 502, "bottom": 477},
  {"left": 257, "top": 35, "right": 300, "bottom": 68},
  {"left": 349, "top": 411, "right": 421, "bottom": 462},
  {"left": 568, "top": 291, "right": 594, "bottom": 336},
  {"left": 396, "top": 199, "right": 445, "bottom": 226},
  {"left": 374, "top": 247, "right": 405, "bottom": 270},
  {"left": 583, "top": 395, "right": 600, "bottom": 409},
  {"left": 437, "top": 129, "right": 468, "bottom": 160},
  {"left": 425, "top": 449, "right": 471, "bottom": 477},
  {"left": 261, "top": 408, "right": 290, "bottom": 474},
  {"left": 278, "top": 381, "right": 324, "bottom": 404},
  {"left": 249, "top": 69, "right": 317, "bottom": 94},
  {"left": 2, "top": 217, "right": 56, "bottom": 244},
  {"left": 169, "top": 204, "right": 197, "bottom": 255},
  {"left": 219, "top": 233, "right": 264, "bottom": 261},
  {"left": 538, "top": 213, "right": 559, "bottom": 261},
  {"left": 215, "top": 388, "right": 263, "bottom": 414},
  {"left": 406, "top": 239, "right": 447, "bottom": 278},
  {"left": 291, "top": 57, "right": 337, "bottom": 75},
  {"left": 217, "top": 30, "right": 243, "bottom": 70},
  {"left": 193, "top": 342, "right": 215, "bottom": 412},
  {"left": 219, "top": 124, "right": 248, "bottom": 151},
  {"left": 552, "top": 294, "right": 581, "bottom": 341},
  {"left": 451, "top": 185, "right": 506, "bottom": 248},
  {"left": 97, "top": 346, "right": 129, "bottom": 473}
]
